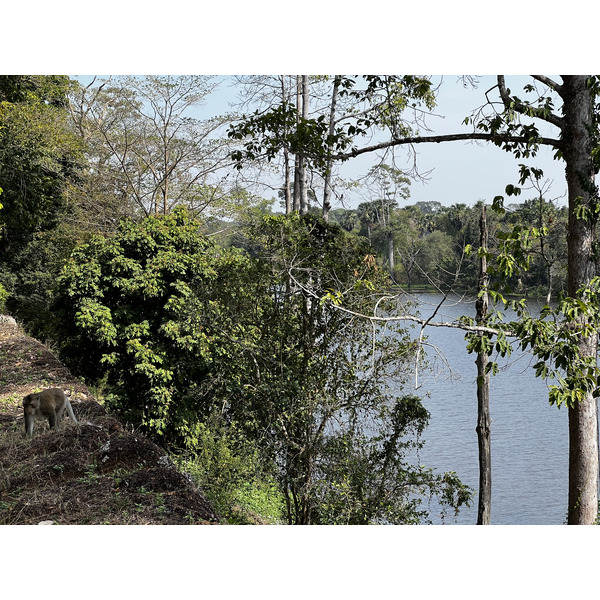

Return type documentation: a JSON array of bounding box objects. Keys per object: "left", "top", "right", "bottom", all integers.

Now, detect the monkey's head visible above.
[{"left": 23, "top": 394, "right": 41, "bottom": 414}]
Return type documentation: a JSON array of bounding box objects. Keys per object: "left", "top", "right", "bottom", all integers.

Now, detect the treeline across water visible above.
[{"left": 327, "top": 195, "right": 568, "bottom": 301}]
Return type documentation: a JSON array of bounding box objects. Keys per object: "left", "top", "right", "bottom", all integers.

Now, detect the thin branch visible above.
[
  {"left": 497, "top": 75, "right": 564, "bottom": 129},
  {"left": 287, "top": 271, "right": 512, "bottom": 337},
  {"left": 414, "top": 292, "right": 448, "bottom": 389},
  {"left": 531, "top": 75, "right": 563, "bottom": 93}
]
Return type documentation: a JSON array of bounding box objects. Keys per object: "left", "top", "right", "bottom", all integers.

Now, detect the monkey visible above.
[{"left": 22, "top": 388, "right": 78, "bottom": 437}]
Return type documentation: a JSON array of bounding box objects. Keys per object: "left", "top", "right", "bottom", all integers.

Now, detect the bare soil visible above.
[{"left": 0, "top": 319, "right": 219, "bottom": 525}]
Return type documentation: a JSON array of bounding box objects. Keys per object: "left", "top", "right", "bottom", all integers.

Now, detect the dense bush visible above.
[{"left": 54, "top": 207, "right": 221, "bottom": 441}]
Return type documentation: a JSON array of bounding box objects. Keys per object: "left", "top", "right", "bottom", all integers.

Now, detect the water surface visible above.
[{"left": 405, "top": 293, "right": 569, "bottom": 525}]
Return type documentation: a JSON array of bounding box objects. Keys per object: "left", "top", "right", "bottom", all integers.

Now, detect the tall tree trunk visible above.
[
  {"left": 162, "top": 179, "right": 168, "bottom": 215},
  {"left": 293, "top": 160, "right": 301, "bottom": 212},
  {"left": 292, "top": 77, "right": 302, "bottom": 212},
  {"left": 322, "top": 76, "right": 340, "bottom": 222},
  {"left": 283, "top": 147, "right": 292, "bottom": 214},
  {"left": 562, "top": 75, "right": 599, "bottom": 524},
  {"left": 476, "top": 206, "right": 492, "bottom": 524},
  {"left": 387, "top": 231, "right": 396, "bottom": 282},
  {"left": 299, "top": 75, "right": 309, "bottom": 215},
  {"left": 280, "top": 77, "right": 292, "bottom": 214}
]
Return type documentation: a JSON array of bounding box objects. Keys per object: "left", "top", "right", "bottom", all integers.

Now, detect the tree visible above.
[
  {"left": 391, "top": 207, "right": 424, "bottom": 290},
  {"left": 361, "top": 164, "right": 411, "bottom": 280},
  {"left": 231, "top": 76, "right": 295, "bottom": 213},
  {"left": 0, "top": 75, "right": 81, "bottom": 257},
  {"left": 413, "top": 229, "right": 458, "bottom": 290},
  {"left": 68, "top": 76, "right": 232, "bottom": 218},
  {"left": 293, "top": 75, "right": 310, "bottom": 214},
  {"left": 229, "top": 76, "right": 435, "bottom": 218},
  {"left": 230, "top": 75, "right": 314, "bottom": 216},
  {"left": 0, "top": 75, "right": 85, "bottom": 331},
  {"left": 475, "top": 206, "right": 491, "bottom": 524},
  {"left": 217, "top": 213, "right": 471, "bottom": 523},
  {"left": 503, "top": 180, "right": 568, "bottom": 302},
  {"left": 322, "top": 76, "right": 342, "bottom": 220},
  {"left": 485, "top": 77, "right": 599, "bottom": 524}
]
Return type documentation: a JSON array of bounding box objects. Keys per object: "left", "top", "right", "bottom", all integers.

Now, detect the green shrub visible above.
[
  {"left": 0, "top": 282, "right": 8, "bottom": 313},
  {"left": 54, "top": 207, "right": 222, "bottom": 442},
  {"left": 174, "top": 417, "right": 286, "bottom": 524}
]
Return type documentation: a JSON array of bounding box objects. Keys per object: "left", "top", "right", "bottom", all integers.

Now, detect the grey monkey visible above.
[{"left": 22, "top": 388, "right": 78, "bottom": 436}]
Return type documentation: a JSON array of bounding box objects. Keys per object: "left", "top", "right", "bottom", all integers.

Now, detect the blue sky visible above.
[{"left": 402, "top": 75, "right": 567, "bottom": 208}]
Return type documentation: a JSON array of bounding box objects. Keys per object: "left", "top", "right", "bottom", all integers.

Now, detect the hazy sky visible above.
[
  {"left": 396, "top": 75, "right": 567, "bottom": 208},
  {"left": 72, "top": 74, "right": 567, "bottom": 211}
]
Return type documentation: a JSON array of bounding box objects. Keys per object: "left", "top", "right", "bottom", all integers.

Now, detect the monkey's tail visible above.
[{"left": 65, "top": 399, "right": 79, "bottom": 425}]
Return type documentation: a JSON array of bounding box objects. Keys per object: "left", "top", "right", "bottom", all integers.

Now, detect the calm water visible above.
[{"left": 405, "top": 293, "right": 570, "bottom": 525}]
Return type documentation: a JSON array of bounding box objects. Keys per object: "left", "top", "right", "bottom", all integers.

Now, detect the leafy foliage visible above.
[
  {"left": 228, "top": 76, "right": 435, "bottom": 173},
  {"left": 204, "top": 213, "right": 472, "bottom": 523},
  {"left": 174, "top": 417, "right": 286, "bottom": 524},
  {"left": 1, "top": 224, "right": 87, "bottom": 337},
  {"left": 0, "top": 282, "right": 8, "bottom": 312},
  {"left": 0, "top": 76, "right": 82, "bottom": 257},
  {"left": 463, "top": 198, "right": 600, "bottom": 409},
  {"left": 313, "top": 395, "right": 472, "bottom": 524},
  {"left": 54, "top": 207, "right": 219, "bottom": 439},
  {"left": 0, "top": 76, "right": 85, "bottom": 334},
  {"left": 53, "top": 209, "right": 471, "bottom": 524}
]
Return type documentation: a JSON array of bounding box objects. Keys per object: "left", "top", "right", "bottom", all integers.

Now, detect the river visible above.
[{"left": 404, "top": 293, "right": 571, "bottom": 525}]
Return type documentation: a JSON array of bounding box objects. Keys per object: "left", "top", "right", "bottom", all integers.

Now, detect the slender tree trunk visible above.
[
  {"left": 323, "top": 76, "right": 340, "bottom": 222},
  {"left": 283, "top": 148, "right": 292, "bottom": 214},
  {"left": 537, "top": 194, "right": 553, "bottom": 304},
  {"left": 299, "top": 75, "right": 309, "bottom": 215},
  {"left": 387, "top": 231, "right": 396, "bottom": 282},
  {"left": 476, "top": 206, "right": 492, "bottom": 524},
  {"left": 293, "top": 160, "right": 301, "bottom": 212},
  {"left": 280, "top": 77, "right": 292, "bottom": 214},
  {"left": 562, "top": 75, "right": 599, "bottom": 524},
  {"left": 292, "top": 76, "right": 302, "bottom": 212}
]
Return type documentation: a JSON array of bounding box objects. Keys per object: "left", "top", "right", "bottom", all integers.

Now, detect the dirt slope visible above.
[{"left": 0, "top": 318, "right": 219, "bottom": 525}]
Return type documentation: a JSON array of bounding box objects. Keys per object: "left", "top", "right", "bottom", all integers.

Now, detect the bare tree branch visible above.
[{"left": 287, "top": 271, "right": 513, "bottom": 337}]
